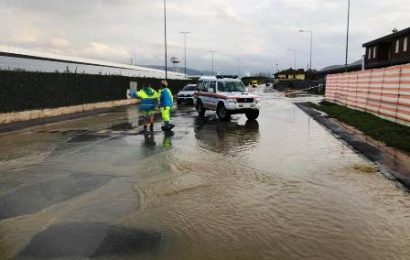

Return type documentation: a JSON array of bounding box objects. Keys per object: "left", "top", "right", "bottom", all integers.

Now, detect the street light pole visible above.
[
  {"left": 345, "top": 0, "right": 351, "bottom": 72},
  {"left": 287, "top": 49, "right": 296, "bottom": 69},
  {"left": 180, "top": 31, "right": 190, "bottom": 77},
  {"left": 299, "top": 30, "right": 313, "bottom": 71},
  {"left": 210, "top": 51, "right": 216, "bottom": 75},
  {"left": 238, "top": 58, "right": 241, "bottom": 78},
  {"left": 164, "top": 0, "right": 168, "bottom": 80}
]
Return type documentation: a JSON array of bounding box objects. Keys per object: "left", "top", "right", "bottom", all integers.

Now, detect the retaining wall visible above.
[
  {"left": 325, "top": 63, "right": 410, "bottom": 126},
  {"left": 0, "top": 99, "right": 138, "bottom": 125}
]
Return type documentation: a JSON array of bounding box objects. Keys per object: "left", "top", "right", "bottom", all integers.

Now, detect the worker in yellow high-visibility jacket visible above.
[
  {"left": 159, "top": 80, "right": 174, "bottom": 131},
  {"left": 130, "top": 83, "right": 159, "bottom": 131}
]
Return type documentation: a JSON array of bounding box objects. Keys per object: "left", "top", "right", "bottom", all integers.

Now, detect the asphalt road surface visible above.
[{"left": 1, "top": 89, "right": 410, "bottom": 259}]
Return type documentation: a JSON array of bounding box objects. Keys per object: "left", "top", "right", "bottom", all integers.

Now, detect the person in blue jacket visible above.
[
  {"left": 130, "top": 83, "right": 159, "bottom": 131},
  {"left": 159, "top": 80, "right": 174, "bottom": 131}
]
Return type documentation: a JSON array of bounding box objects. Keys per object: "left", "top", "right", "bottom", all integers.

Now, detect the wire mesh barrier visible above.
[
  {"left": 325, "top": 64, "right": 410, "bottom": 127},
  {"left": 0, "top": 71, "right": 192, "bottom": 113}
]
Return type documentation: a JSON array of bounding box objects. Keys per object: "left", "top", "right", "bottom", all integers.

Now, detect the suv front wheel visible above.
[
  {"left": 216, "top": 104, "right": 231, "bottom": 121},
  {"left": 245, "top": 110, "right": 259, "bottom": 120},
  {"left": 196, "top": 100, "right": 206, "bottom": 117}
]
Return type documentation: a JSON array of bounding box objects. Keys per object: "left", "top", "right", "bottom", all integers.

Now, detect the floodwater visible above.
[{"left": 1, "top": 89, "right": 410, "bottom": 259}]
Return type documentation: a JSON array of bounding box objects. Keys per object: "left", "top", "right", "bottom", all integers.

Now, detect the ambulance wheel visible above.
[{"left": 217, "top": 104, "right": 231, "bottom": 121}]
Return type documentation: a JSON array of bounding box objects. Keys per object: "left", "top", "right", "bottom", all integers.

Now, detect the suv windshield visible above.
[
  {"left": 218, "top": 81, "right": 246, "bottom": 92},
  {"left": 183, "top": 85, "right": 196, "bottom": 91}
]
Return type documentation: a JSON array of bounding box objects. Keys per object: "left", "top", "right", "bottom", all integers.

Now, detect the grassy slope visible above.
[{"left": 308, "top": 101, "right": 410, "bottom": 154}]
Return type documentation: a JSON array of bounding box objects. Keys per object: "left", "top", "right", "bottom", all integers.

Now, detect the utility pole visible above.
[
  {"left": 299, "top": 30, "right": 313, "bottom": 71},
  {"left": 164, "top": 0, "right": 168, "bottom": 79},
  {"left": 238, "top": 58, "right": 241, "bottom": 78},
  {"left": 345, "top": 0, "right": 351, "bottom": 72},
  {"left": 180, "top": 31, "right": 190, "bottom": 77},
  {"left": 210, "top": 51, "right": 216, "bottom": 75}
]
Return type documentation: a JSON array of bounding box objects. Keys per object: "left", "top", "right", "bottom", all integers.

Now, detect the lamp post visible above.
[
  {"left": 180, "top": 31, "right": 190, "bottom": 77},
  {"left": 287, "top": 49, "right": 296, "bottom": 69},
  {"left": 163, "top": 0, "right": 168, "bottom": 79},
  {"left": 210, "top": 50, "right": 216, "bottom": 75},
  {"left": 271, "top": 63, "right": 279, "bottom": 79},
  {"left": 238, "top": 58, "right": 241, "bottom": 78},
  {"left": 345, "top": 0, "right": 351, "bottom": 72},
  {"left": 299, "top": 29, "right": 313, "bottom": 71}
]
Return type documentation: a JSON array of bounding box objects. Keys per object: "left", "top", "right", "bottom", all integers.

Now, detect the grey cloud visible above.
[{"left": 0, "top": 0, "right": 409, "bottom": 74}]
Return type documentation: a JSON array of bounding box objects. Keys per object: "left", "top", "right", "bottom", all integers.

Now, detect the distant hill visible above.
[{"left": 139, "top": 65, "right": 212, "bottom": 76}]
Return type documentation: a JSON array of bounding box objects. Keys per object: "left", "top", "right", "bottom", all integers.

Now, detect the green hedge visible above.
[{"left": 0, "top": 71, "right": 193, "bottom": 113}]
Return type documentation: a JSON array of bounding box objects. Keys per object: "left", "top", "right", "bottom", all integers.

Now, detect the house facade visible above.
[
  {"left": 276, "top": 68, "right": 305, "bottom": 80},
  {"left": 363, "top": 27, "right": 410, "bottom": 69}
]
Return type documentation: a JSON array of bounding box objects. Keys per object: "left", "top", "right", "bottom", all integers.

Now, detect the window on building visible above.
[
  {"left": 395, "top": 39, "right": 400, "bottom": 53},
  {"left": 368, "top": 47, "right": 372, "bottom": 59},
  {"left": 373, "top": 46, "right": 377, "bottom": 58},
  {"left": 404, "top": 37, "right": 408, "bottom": 52}
]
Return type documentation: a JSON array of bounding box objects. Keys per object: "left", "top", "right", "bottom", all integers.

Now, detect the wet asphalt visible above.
[{"left": 1, "top": 90, "right": 410, "bottom": 259}]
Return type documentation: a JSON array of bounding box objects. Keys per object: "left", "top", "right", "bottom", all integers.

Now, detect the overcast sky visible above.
[{"left": 0, "top": 0, "right": 409, "bottom": 75}]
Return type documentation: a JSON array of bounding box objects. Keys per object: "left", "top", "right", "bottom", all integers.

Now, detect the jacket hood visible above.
[{"left": 143, "top": 87, "right": 155, "bottom": 96}]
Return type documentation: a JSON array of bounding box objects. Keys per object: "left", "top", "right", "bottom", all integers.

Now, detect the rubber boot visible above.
[
  {"left": 161, "top": 122, "right": 169, "bottom": 132},
  {"left": 150, "top": 124, "right": 154, "bottom": 132}
]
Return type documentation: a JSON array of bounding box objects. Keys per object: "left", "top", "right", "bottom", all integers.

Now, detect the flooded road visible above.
[{"left": 1, "top": 90, "right": 410, "bottom": 259}]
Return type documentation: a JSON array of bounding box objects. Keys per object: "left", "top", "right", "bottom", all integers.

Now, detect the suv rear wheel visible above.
[
  {"left": 196, "top": 100, "right": 206, "bottom": 117},
  {"left": 216, "top": 104, "right": 231, "bottom": 121},
  {"left": 245, "top": 110, "right": 259, "bottom": 120}
]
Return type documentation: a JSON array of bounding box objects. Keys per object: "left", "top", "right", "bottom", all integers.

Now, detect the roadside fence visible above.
[{"left": 325, "top": 63, "right": 410, "bottom": 127}]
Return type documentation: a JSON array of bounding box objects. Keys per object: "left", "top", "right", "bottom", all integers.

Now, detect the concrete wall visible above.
[
  {"left": 325, "top": 63, "right": 410, "bottom": 127},
  {"left": 0, "top": 99, "right": 138, "bottom": 125}
]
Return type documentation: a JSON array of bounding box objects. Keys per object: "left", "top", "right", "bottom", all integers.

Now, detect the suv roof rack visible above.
[{"left": 216, "top": 75, "right": 238, "bottom": 79}]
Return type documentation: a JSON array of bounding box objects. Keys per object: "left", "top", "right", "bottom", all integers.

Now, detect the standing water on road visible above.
[{"left": 1, "top": 89, "right": 410, "bottom": 259}]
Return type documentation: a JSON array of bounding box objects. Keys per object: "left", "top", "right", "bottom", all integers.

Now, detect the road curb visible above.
[{"left": 296, "top": 102, "right": 410, "bottom": 192}]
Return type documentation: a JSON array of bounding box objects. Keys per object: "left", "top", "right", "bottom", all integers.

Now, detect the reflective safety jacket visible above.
[
  {"left": 131, "top": 87, "right": 159, "bottom": 111},
  {"left": 159, "top": 88, "right": 173, "bottom": 108}
]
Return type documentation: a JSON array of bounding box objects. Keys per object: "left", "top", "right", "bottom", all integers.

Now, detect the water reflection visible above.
[
  {"left": 143, "top": 132, "right": 156, "bottom": 148},
  {"left": 162, "top": 131, "right": 174, "bottom": 149},
  {"left": 142, "top": 131, "right": 174, "bottom": 154},
  {"left": 194, "top": 118, "right": 260, "bottom": 155}
]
